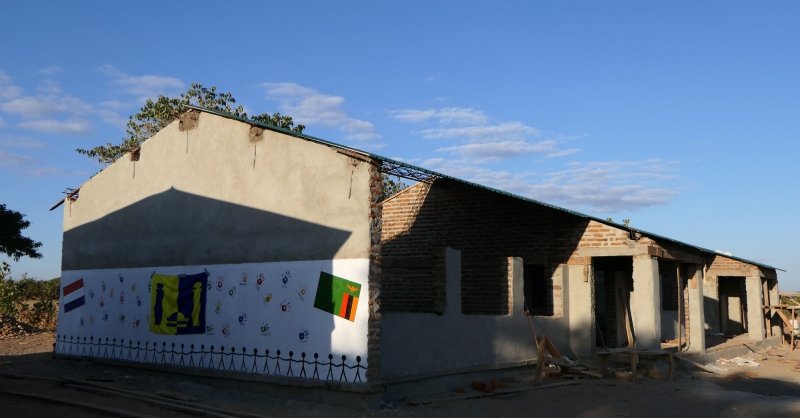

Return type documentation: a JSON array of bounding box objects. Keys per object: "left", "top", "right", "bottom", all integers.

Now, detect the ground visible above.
[{"left": 3, "top": 333, "right": 800, "bottom": 417}]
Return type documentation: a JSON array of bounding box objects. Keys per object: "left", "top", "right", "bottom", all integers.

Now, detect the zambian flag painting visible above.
[{"left": 313, "top": 272, "right": 361, "bottom": 322}]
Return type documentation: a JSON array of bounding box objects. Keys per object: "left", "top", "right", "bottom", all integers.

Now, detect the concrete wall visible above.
[
  {"left": 631, "top": 254, "right": 662, "bottom": 350},
  {"left": 380, "top": 249, "right": 573, "bottom": 380},
  {"left": 687, "top": 265, "right": 706, "bottom": 353},
  {"left": 746, "top": 276, "right": 766, "bottom": 340},
  {"left": 62, "top": 111, "right": 372, "bottom": 271},
  {"left": 703, "top": 276, "right": 721, "bottom": 334}
]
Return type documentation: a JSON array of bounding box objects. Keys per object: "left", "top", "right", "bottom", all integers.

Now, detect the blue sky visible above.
[{"left": 1, "top": 2, "right": 798, "bottom": 288}]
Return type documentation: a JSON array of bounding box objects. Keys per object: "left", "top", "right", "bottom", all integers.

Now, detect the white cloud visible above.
[
  {"left": 0, "top": 149, "right": 36, "bottom": 166},
  {"left": 0, "top": 70, "right": 128, "bottom": 132},
  {"left": 1, "top": 96, "right": 62, "bottom": 118},
  {"left": 259, "top": 82, "right": 381, "bottom": 142},
  {"left": 545, "top": 148, "right": 581, "bottom": 158},
  {"left": 37, "top": 65, "right": 64, "bottom": 75},
  {"left": 715, "top": 250, "right": 733, "bottom": 256},
  {"left": 437, "top": 140, "right": 557, "bottom": 162},
  {"left": 392, "top": 107, "right": 488, "bottom": 125},
  {"left": 1, "top": 95, "right": 93, "bottom": 119},
  {"left": 417, "top": 121, "right": 540, "bottom": 142},
  {"left": 0, "top": 134, "right": 45, "bottom": 148},
  {"left": 0, "top": 71, "right": 23, "bottom": 100},
  {"left": 98, "top": 100, "right": 129, "bottom": 110},
  {"left": 418, "top": 158, "right": 680, "bottom": 213},
  {"left": 18, "top": 119, "right": 92, "bottom": 135},
  {"left": 37, "top": 79, "right": 63, "bottom": 94},
  {"left": 0, "top": 115, "right": 3, "bottom": 127},
  {"left": 98, "top": 65, "right": 184, "bottom": 100},
  {"left": 26, "top": 166, "right": 88, "bottom": 178}
]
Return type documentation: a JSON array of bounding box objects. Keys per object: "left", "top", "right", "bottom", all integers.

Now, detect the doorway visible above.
[
  {"left": 593, "top": 256, "right": 634, "bottom": 349},
  {"left": 718, "top": 276, "right": 748, "bottom": 336}
]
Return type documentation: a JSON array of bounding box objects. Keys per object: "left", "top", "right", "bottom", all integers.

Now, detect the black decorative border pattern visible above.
[{"left": 54, "top": 335, "right": 366, "bottom": 382}]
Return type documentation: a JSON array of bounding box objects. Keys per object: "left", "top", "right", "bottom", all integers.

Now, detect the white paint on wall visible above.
[{"left": 56, "top": 258, "right": 369, "bottom": 381}]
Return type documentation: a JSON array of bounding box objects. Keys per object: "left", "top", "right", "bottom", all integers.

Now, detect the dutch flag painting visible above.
[{"left": 62, "top": 278, "right": 86, "bottom": 313}]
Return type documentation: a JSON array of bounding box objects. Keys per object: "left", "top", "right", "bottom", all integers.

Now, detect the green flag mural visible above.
[{"left": 313, "top": 272, "right": 361, "bottom": 322}]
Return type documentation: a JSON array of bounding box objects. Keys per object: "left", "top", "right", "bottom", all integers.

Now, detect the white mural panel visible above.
[{"left": 56, "top": 258, "right": 369, "bottom": 382}]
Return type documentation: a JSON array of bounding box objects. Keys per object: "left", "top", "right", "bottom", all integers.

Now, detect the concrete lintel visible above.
[{"left": 709, "top": 269, "right": 759, "bottom": 278}]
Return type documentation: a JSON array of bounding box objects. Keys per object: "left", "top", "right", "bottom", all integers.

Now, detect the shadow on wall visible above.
[
  {"left": 59, "top": 187, "right": 366, "bottom": 380},
  {"left": 62, "top": 187, "right": 354, "bottom": 270}
]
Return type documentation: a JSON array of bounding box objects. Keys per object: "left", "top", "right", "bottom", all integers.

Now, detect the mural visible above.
[
  {"left": 56, "top": 258, "right": 369, "bottom": 381},
  {"left": 313, "top": 272, "right": 361, "bottom": 322},
  {"left": 150, "top": 273, "right": 208, "bottom": 335}
]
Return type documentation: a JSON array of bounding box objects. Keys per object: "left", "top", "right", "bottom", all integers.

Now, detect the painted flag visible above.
[
  {"left": 62, "top": 278, "right": 86, "bottom": 313},
  {"left": 313, "top": 272, "right": 361, "bottom": 322},
  {"left": 150, "top": 273, "right": 207, "bottom": 335}
]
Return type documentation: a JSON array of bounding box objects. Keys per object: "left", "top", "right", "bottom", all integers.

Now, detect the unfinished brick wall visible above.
[
  {"left": 381, "top": 179, "right": 592, "bottom": 316},
  {"left": 577, "top": 221, "right": 633, "bottom": 249},
  {"left": 707, "top": 255, "right": 752, "bottom": 275}
]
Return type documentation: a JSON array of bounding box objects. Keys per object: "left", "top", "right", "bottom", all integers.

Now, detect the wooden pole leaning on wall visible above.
[
  {"left": 618, "top": 287, "right": 634, "bottom": 347},
  {"left": 763, "top": 279, "right": 772, "bottom": 338},
  {"left": 676, "top": 264, "right": 682, "bottom": 352}
]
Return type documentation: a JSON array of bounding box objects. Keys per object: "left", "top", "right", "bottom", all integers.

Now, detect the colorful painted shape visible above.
[
  {"left": 150, "top": 273, "right": 207, "bottom": 335},
  {"left": 62, "top": 278, "right": 86, "bottom": 313},
  {"left": 313, "top": 272, "right": 361, "bottom": 322}
]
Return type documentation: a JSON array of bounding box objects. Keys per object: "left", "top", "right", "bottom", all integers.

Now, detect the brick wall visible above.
[
  {"left": 367, "top": 164, "right": 382, "bottom": 382},
  {"left": 381, "top": 179, "right": 592, "bottom": 316},
  {"left": 577, "top": 221, "right": 633, "bottom": 249}
]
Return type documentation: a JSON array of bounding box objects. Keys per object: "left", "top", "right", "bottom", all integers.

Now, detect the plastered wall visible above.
[
  {"left": 56, "top": 259, "right": 369, "bottom": 381},
  {"left": 62, "top": 112, "right": 372, "bottom": 270}
]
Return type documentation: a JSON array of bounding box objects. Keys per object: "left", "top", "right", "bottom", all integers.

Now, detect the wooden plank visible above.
[
  {"left": 618, "top": 287, "right": 634, "bottom": 347},
  {"left": 630, "top": 353, "right": 638, "bottom": 383},
  {"left": 533, "top": 337, "right": 547, "bottom": 385},
  {"left": 676, "top": 265, "right": 683, "bottom": 352},
  {"left": 543, "top": 335, "right": 563, "bottom": 359},
  {"left": 673, "top": 355, "right": 722, "bottom": 375},
  {"left": 764, "top": 279, "right": 772, "bottom": 338},
  {"left": 0, "top": 390, "right": 159, "bottom": 418}
]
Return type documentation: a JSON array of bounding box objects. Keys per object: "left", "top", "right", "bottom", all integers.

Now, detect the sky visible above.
[{"left": 1, "top": 2, "right": 799, "bottom": 288}]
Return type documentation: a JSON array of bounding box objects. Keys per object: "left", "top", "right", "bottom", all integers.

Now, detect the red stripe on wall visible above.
[
  {"left": 63, "top": 278, "right": 84, "bottom": 296},
  {"left": 339, "top": 294, "right": 351, "bottom": 318}
]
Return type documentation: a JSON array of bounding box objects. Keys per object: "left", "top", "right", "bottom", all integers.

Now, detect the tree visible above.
[
  {"left": 380, "top": 173, "right": 409, "bottom": 201},
  {"left": 77, "top": 83, "right": 306, "bottom": 165},
  {"left": 0, "top": 204, "right": 42, "bottom": 265}
]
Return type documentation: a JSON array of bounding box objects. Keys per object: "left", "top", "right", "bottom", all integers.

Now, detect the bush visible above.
[{"left": 0, "top": 274, "right": 59, "bottom": 330}]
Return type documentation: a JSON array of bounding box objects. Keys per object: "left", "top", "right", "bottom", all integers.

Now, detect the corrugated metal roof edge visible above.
[{"left": 189, "top": 105, "right": 783, "bottom": 272}]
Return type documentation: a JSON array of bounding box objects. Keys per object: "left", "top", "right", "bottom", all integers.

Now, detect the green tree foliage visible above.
[
  {"left": 381, "top": 173, "right": 409, "bottom": 201},
  {"left": 0, "top": 204, "right": 42, "bottom": 265},
  {"left": 76, "top": 83, "right": 306, "bottom": 165}
]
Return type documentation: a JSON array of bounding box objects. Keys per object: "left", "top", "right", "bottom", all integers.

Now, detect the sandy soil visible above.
[{"left": 3, "top": 333, "right": 800, "bottom": 417}]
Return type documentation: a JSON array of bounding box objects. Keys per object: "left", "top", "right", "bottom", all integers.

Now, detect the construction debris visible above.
[{"left": 717, "top": 357, "right": 761, "bottom": 367}]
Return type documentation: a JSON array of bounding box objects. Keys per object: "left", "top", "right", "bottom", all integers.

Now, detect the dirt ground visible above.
[{"left": 3, "top": 333, "right": 800, "bottom": 417}]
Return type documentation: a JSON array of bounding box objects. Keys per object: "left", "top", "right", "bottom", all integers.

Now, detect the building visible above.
[{"left": 53, "top": 106, "right": 783, "bottom": 402}]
